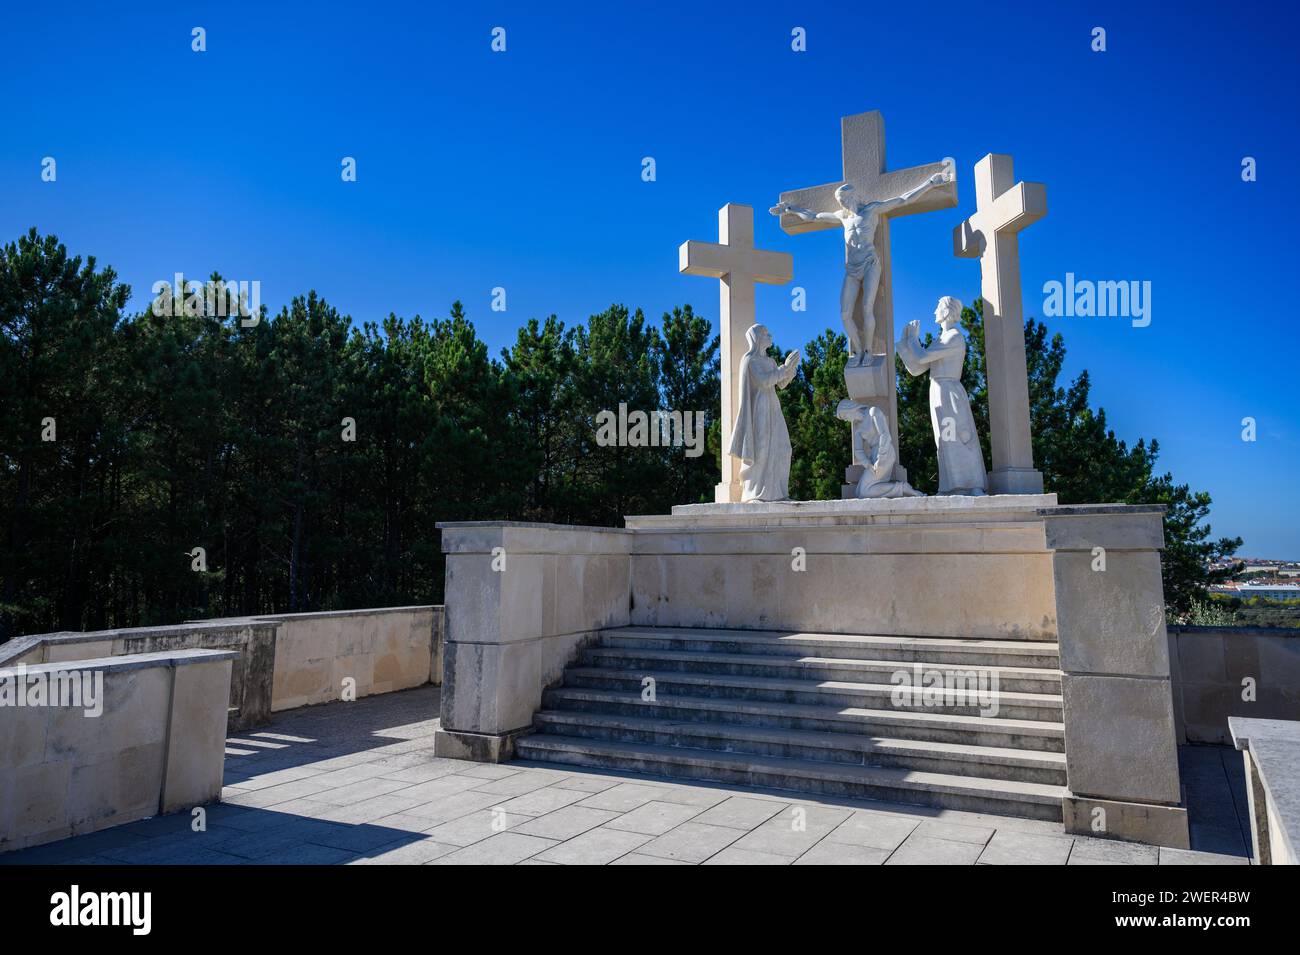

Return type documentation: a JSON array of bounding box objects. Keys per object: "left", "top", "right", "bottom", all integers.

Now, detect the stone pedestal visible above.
[{"left": 436, "top": 500, "right": 1189, "bottom": 846}]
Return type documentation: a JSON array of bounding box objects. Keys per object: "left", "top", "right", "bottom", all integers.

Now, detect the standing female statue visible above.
[
  {"left": 896, "top": 296, "right": 988, "bottom": 496},
  {"left": 728, "top": 324, "right": 800, "bottom": 502}
]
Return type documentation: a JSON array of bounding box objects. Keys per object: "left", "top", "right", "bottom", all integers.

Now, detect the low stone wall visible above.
[
  {"left": 0, "top": 649, "right": 235, "bottom": 852},
  {"left": 0, "top": 621, "right": 276, "bottom": 730},
  {"left": 1169, "top": 626, "right": 1300, "bottom": 744},
  {"left": 0, "top": 605, "right": 444, "bottom": 729},
  {"left": 267, "top": 606, "right": 441, "bottom": 711}
]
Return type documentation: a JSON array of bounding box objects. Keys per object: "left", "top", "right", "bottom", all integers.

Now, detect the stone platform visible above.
[{"left": 435, "top": 496, "right": 1189, "bottom": 847}]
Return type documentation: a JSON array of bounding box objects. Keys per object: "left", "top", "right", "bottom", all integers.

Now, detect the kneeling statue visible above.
[{"left": 836, "top": 400, "right": 923, "bottom": 499}]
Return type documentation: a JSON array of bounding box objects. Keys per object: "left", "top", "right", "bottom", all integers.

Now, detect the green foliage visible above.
[{"left": 0, "top": 230, "right": 1240, "bottom": 636}]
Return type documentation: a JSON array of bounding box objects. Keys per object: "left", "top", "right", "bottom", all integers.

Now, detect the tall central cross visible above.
[
  {"left": 680, "top": 203, "right": 792, "bottom": 503},
  {"left": 776, "top": 110, "right": 956, "bottom": 486},
  {"left": 953, "top": 153, "right": 1046, "bottom": 494}
]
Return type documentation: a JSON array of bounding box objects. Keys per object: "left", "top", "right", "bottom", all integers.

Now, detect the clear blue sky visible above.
[{"left": 4, "top": 1, "right": 1297, "bottom": 557}]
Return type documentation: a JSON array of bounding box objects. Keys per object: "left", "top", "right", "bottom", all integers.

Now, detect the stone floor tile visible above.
[
  {"left": 604, "top": 800, "right": 705, "bottom": 836},
  {"left": 1159, "top": 846, "right": 1249, "bottom": 865},
  {"left": 535, "top": 827, "right": 653, "bottom": 865},
  {"left": 635, "top": 822, "right": 746, "bottom": 863},
  {"left": 914, "top": 820, "right": 995, "bottom": 845},
  {"left": 703, "top": 846, "right": 792, "bottom": 865},
  {"left": 1067, "top": 836, "right": 1159, "bottom": 865},
  {"left": 576, "top": 782, "right": 671, "bottom": 812},
  {"left": 610, "top": 852, "right": 690, "bottom": 865},
  {"left": 350, "top": 838, "right": 459, "bottom": 865},
  {"left": 824, "top": 811, "right": 920, "bottom": 850},
  {"left": 691, "top": 796, "right": 788, "bottom": 830},
  {"left": 512, "top": 805, "right": 622, "bottom": 841},
  {"left": 886, "top": 835, "right": 983, "bottom": 865},
  {"left": 493, "top": 785, "right": 591, "bottom": 817},
  {"left": 422, "top": 808, "right": 531, "bottom": 847},
  {"left": 977, "top": 830, "right": 1073, "bottom": 865},
  {"left": 430, "top": 832, "right": 557, "bottom": 865},
  {"left": 794, "top": 841, "right": 890, "bottom": 865}
]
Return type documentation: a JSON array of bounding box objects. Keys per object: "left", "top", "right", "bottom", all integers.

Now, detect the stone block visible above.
[
  {"left": 1061, "top": 674, "right": 1181, "bottom": 804},
  {"left": 1053, "top": 550, "right": 1169, "bottom": 677},
  {"left": 439, "top": 640, "right": 539, "bottom": 736},
  {"left": 44, "top": 665, "right": 171, "bottom": 761},
  {"left": 1062, "top": 794, "right": 1190, "bottom": 849},
  {"left": 68, "top": 741, "right": 166, "bottom": 829},
  {"left": 162, "top": 658, "right": 233, "bottom": 812}
]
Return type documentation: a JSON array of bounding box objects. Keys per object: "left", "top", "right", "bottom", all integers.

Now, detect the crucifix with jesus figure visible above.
[{"left": 772, "top": 111, "right": 957, "bottom": 486}]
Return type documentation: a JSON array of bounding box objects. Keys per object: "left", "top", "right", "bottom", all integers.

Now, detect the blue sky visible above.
[{"left": 4, "top": 1, "right": 1297, "bottom": 557}]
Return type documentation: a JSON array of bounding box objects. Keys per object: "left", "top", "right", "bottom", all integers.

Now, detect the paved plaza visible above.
[{"left": 1, "top": 687, "right": 1251, "bottom": 866}]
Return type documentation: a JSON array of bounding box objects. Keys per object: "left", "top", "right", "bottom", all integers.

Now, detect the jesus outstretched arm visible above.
[
  {"left": 769, "top": 201, "right": 840, "bottom": 222},
  {"left": 871, "top": 172, "right": 947, "bottom": 214}
]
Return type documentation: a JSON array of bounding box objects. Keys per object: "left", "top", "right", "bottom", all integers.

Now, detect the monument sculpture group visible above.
[
  {"left": 436, "top": 108, "right": 1190, "bottom": 853},
  {"left": 681, "top": 110, "right": 1046, "bottom": 503}
]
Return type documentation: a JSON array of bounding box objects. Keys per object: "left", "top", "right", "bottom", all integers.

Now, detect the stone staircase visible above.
[{"left": 514, "top": 626, "right": 1069, "bottom": 820}]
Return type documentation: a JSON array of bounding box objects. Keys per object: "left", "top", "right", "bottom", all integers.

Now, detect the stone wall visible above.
[
  {"left": 1169, "top": 626, "right": 1300, "bottom": 745},
  {"left": 0, "top": 621, "right": 276, "bottom": 730},
  {"left": 0, "top": 649, "right": 235, "bottom": 852},
  {"left": 434, "top": 522, "right": 631, "bottom": 761},
  {"left": 0, "top": 605, "right": 444, "bottom": 729},
  {"left": 626, "top": 498, "right": 1060, "bottom": 639},
  {"left": 268, "top": 606, "right": 441, "bottom": 711}
]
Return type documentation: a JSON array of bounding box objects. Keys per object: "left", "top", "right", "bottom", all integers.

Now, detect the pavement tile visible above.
[
  {"left": 535, "top": 827, "right": 653, "bottom": 865},
  {"left": 635, "top": 822, "right": 746, "bottom": 863},
  {"left": 576, "top": 783, "right": 671, "bottom": 812},
  {"left": 794, "top": 842, "right": 890, "bottom": 865},
  {"left": 977, "top": 830, "right": 1074, "bottom": 865},
  {"left": 511, "top": 806, "right": 622, "bottom": 841},
  {"left": 1068, "top": 836, "right": 1159, "bottom": 865},
  {"left": 604, "top": 800, "right": 705, "bottom": 836},
  {"left": 886, "top": 835, "right": 983, "bottom": 865},
  {"left": 914, "top": 820, "right": 995, "bottom": 846},
  {"left": 351, "top": 838, "right": 459, "bottom": 865},
  {"left": 691, "top": 796, "right": 788, "bottom": 830},
  {"left": 430, "top": 833, "right": 557, "bottom": 865}
]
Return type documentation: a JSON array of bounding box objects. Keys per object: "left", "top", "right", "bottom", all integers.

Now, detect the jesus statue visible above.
[{"left": 770, "top": 162, "right": 952, "bottom": 366}]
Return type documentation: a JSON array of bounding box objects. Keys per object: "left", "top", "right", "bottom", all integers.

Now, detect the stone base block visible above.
[
  {"left": 433, "top": 727, "right": 527, "bottom": 763},
  {"left": 1062, "top": 794, "right": 1190, "bottom": 849},
  {"left": 988, "top": 466, "right": 1044, "bottom": 495}
]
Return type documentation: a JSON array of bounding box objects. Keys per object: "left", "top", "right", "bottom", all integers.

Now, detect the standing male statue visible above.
[{"left": 770, "top": 162, "right": 952, "bottom": 366}]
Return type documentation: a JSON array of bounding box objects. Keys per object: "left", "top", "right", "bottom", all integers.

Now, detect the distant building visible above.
[{"left": 1236, "top": 583, "right": 1300, "bottom": 601}]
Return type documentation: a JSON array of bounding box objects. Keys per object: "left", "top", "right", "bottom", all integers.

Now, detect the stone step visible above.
[
  {"left": 581, "top": 646, "right": 1062, "bottom": 694},
  {"left": 564, "top": 667, "right": 1063, "bottom": 722},
  {"left": 542, "top": 686, "right": 1065, "bottom": 752},
  {"left": 514, "top": 735, "right": 1066, "bottom": 821},
  {"left": 532, "top": 710, "right": 1068, "bottom": 785},
  {"left": 600, "top": 626, "right": 1061, "bottom": 669}
]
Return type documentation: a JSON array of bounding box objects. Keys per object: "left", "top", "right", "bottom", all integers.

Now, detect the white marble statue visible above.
[
  {"left": 896, "top": 296, "right": 988, "bottom": 496},
  {"left": 835, "top": 401, "right": 923, "bottom": 499},
  {"left": 769, "top": 161, "right": 953, "bottom": 367},
  {"left": 728, "top": 324, "right": 800, "bottom": 502}
]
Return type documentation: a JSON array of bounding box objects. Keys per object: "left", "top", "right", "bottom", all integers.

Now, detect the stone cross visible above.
[
  {"left": 776, "top": 111, "right": 956, "bottom": 485},
  {"left": 953, "top": 153, "right": 1046, "bottom": 494},
  {"left": 680, "top": 204, "right": 792, "bottom": 503}
]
